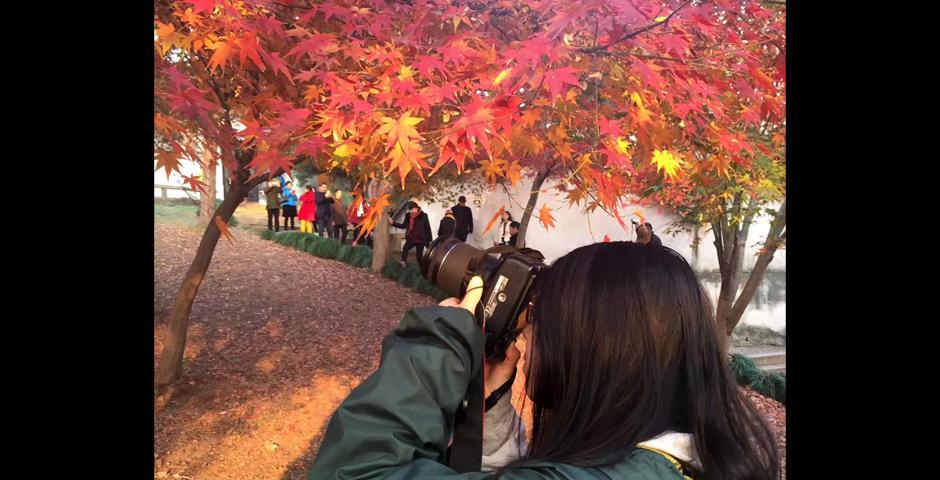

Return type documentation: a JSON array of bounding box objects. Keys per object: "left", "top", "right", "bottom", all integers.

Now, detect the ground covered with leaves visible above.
[{"left": 154, "top": 221, "right": 785, "bottom": 479}]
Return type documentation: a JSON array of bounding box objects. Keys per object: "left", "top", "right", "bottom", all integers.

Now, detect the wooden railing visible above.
[{"left": 154, "top": 184, "right": 194, "bottom": 199}]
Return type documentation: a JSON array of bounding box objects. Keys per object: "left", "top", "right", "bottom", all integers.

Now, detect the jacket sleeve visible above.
[
  {"left": 468, "top": 209, "right": 474, "bottom": 233},
  {"left": 308, "top": 307, "right": 495, "bottom": 480},
  {"left": 422, "top": 215, "right": 433, "bottom": 242}
]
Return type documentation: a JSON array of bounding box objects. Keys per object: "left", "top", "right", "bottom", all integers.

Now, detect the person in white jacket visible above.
[{"left": 491, "top": 210, "right": 514, "bottom": 246}]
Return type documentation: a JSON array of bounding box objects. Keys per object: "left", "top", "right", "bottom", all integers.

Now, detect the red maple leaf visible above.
[
  {"left": 631, "top": 60, "right": 664, "bottom": 91},
  {"left": 603, "top": 234, "right": 612, "bottom": 243},
  {"left": 413, "top": 55, "right": 447, "bottom": 78},
  {"left": 539, "top": 67, "right": 582, "bottom": 98},
  {"left": 419, "top": 84, "right": 459, "bottom": 104},
  {"left": 247, "top": 150, "right": 295, "bottom": 179},
  {"left": 262, "top": 51, "right": 292, "bottom": 82},
  {"left": 287, "top": 33, "right": 339, "bottom": 60},
  {"left": 235, "top": 32, "right": 265, "bottom": 71},
  {"left": 181, "top": 174, "right": 208, "bottom": 195},
  {"left": 598, "top": 115, "right": 623, "bottom": 137},
  {"left": 187, "top": 0, "right": 216, "bottom": 14},
  {"left": 296, "top": 136, "right": 327, "bottom": 158},
  {"left": 660, "top": 34, "right": 689, "bottom": 56}
]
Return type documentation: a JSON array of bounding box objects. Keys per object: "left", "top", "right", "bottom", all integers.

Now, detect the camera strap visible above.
[{"left": 446, "top": 357, "right": 485, "bottom": 472}]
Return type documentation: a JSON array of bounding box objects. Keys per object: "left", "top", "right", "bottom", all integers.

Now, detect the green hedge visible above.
[
  {"left": 729, "top": 353, "right": 786, "bottom": 404},
  {"left": 380, "top": 259, "right": 448, "bottom": 301}
]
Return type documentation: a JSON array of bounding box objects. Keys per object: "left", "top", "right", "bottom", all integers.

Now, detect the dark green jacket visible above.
[
  {"left": 308, "top": 307, "right": 688, "bottom": 480},
  {"left": 264, "top": 185, "right": 281, "bottom": 209}
]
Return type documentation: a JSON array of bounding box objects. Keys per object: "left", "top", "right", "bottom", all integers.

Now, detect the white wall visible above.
[{"left": 416, "top": 176, "right": 785, "bottom": 272}]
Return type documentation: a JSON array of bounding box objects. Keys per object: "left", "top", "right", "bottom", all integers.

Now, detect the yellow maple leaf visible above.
[
  {"left": 375, "top": 111, "right": 424, "bottom": 154},
  {"left": 397, "top": 65, "right": 415, "bottom": 80},
  {"left": 480, "top": 158, "right": 508, "bottom": 183},
  {"left": 615, "top": 137, "right": 631, "bottom": 155},
  {"left": 493, "top": 67, "right": 512, "bottom": 85},
  {"left": 334, "top": 142, "right": 360, "bottom": 158},
  {"left": 650, "top": 149, "right": 683, "bottom": 180}
]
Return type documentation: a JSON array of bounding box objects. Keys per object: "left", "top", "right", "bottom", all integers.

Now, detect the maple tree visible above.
[{"left": 154, "top": 0, "right": 784, "bottom": 386}]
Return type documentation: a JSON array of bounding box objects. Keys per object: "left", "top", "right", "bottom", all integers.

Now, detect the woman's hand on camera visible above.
[
  {"left": 438, "top": 275, "right": 484, "bottom": 314},
  {"left": 438, "top": 276, "right": 521, "bottom": 396}
]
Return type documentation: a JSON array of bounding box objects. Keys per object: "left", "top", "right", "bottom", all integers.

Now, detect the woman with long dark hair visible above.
[
  {"left": 309, "top": 242, "right": 780, "bottom": 480},
  {"left": 492, "top": 210, "right": 514, "bottom": 246}
]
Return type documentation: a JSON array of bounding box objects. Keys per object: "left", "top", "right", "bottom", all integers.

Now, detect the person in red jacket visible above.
[
  {"left": 348, "top": 198, "right": 371, "bottom": 247},
  {"left": 297, "top": 185, "right": 317, "bottom": 234}
]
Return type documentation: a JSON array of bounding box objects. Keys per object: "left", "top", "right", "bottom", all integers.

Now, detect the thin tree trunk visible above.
[
  {"left": 370, "top": 179, "right": 393, "bottom": 272},
  {"left": 725, "top": 200, "right": 786, "bottom": 334},
  {"left": 156, "top": 147, "right": 276, "bottom": 389},
  {"left": 155, "top": 182, "right": 245, "bottom": 388},
  {"left": 714, "top": 195, "right": 750, "bottom": 332},
  {"left": 198, "top": 161, "right": 217, "bottom": 225},
  {"left": 516, "top": 166, "right": 552, "bottom": 248}
]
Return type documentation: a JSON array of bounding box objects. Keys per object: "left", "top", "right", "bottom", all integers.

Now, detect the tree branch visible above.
[{"left": 579, "top": 0, "right": 692, "bottom": 54}]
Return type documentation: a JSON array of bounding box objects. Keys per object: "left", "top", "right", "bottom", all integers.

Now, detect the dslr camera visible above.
[{"left": 421, "top": 237, "right": 547, "bottom": 360}]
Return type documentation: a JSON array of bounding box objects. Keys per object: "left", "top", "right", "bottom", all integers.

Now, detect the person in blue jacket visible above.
[{"left": 279, "top": 177, "right": 298, "bottom": 231}]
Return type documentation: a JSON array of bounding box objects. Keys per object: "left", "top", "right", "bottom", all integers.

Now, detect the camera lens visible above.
[{"left": 422, "top": 237, "right": 498, "bottom": 297}]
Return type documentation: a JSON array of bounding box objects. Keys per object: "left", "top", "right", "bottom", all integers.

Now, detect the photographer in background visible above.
[
  {"left": 388, "top": 201, "right": 432, "bottom": 268},
  {"left": 635, "top": 220, "right": 663, "bottom": 247},
  {"left": 308, "top": 242, "right": 780, "bottom": 480}
]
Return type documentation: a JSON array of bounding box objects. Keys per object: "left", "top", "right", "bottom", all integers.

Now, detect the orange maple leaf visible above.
[
  {"left": 215, "top": 215, "right": 235, "bottom": 246},
  {"left": 208, "top": 40, "right": 235, "bottom": 73},
  {"left": 356, "top": 193, "right": 391, "bottom": 241},
  {"left": 482, "top": 206, "right": 505, "bottom": 235},
  {"left": 505, "top": 161, "right": 522, "bottom": 185},
  {"left": 538, "top": 204, "right": 556, "bottom": 229},
  {"left": 480, "top": 158, "right": 508, "bottom": 183},
  {"left": 154, "top": 150, "right": 180, "bottom": 178}
]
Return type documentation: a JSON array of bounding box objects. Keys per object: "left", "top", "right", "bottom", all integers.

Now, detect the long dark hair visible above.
[{"left": 504, "top": 242, "right": 779, "bottom": 479}]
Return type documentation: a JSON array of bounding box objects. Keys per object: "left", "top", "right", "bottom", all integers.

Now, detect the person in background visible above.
[
  {"left": 315, "top": 184, "right": 335, "bottom": 238},
  {"left": 508, "top": 221, "right": 522, "bottom": 248},
  {"left": 388, "top": 201, "right": 432, "bottom": 268},
  {"left": 437, "top": 208, "right": 456, "bottom": 240},
  {"left": 297, "top": 185, "right": 317, "bottom": 234},
  {"left": 492, "top": 210, "right": 514, "bottom": 246},
  {"left": 636, "top": 221, "right": 663, "bottom": 247},
  {"left": 451, "top": 195, "right": 474, "bottom": 242},
  {"left": 263, "top": 180, "right": 281, "bottom": 232},
  {"left": 348, "top": 197, "right": 366, "bottom": 246},
  {"left": 331, "top": 190, "right": 350, "bottom": 243},
  {"left": 280, "top": 178, "right": 298, "bottom": 231}
]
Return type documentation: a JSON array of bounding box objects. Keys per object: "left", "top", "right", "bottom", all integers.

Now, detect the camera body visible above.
[{"left": 422, "top": 237, "right": 546, "bottom": 360}]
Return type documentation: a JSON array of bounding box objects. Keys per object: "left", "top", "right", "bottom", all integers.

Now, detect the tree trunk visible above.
[
  {"left": 198, "top": 162, "right": 217, "bottom": 225},
  {"left": 155, "top": 146, "right": 268, "bottom": 389},
  {"left": 370, "top": 179, "right": 393, "bottom": 272},
  {"left": 155, "top": 182, "right": 245, "bottom": 388},
  {"left": 516, "top": 167, "right": 552, "bottom": 248},
  {"left": 713, "top": 195, "right": 751, "bottom": 332},
  {"left": 725, "top": 199, "right": 786, "bottom": 334}
]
